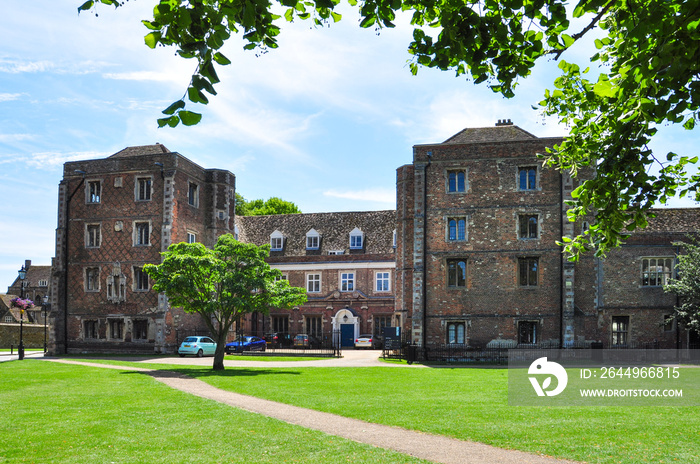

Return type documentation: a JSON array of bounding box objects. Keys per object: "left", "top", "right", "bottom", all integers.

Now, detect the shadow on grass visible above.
[{"left": 121, "top": 367, "right": 302, "bottom": 380}]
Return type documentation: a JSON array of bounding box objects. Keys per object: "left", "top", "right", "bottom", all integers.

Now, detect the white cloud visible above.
[
  {"left": 0, "top": 133, "right": 34, "bottom": 142},
  {"left": 0, "top": 93, "right": 23, "bottom": 102},
  {"left": 103, "top": 71, "right": 182, "bottom": 82},
  {"left": 323, "top": 188, "right": 395, "bottom": 204},
  {"left": 0, "top": 151, "right": 109, "bottom": 170}
]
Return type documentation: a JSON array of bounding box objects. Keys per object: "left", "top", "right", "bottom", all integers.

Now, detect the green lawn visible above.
[
  {"left": 0, "top": 360, "right": 429, "bottom": 463},
  {"left": 118, "top": 362, "right": 700, "bottom": 464}
]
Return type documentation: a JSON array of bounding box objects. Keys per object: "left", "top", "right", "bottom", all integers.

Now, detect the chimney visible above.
[
  {"left": 24, "top": 259, "right": 31, "bottom": 270},
  {"left": 495, "top": 119, "right": 513, "bottom": 126}
]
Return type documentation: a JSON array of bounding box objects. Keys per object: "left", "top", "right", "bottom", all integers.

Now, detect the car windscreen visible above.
[{"left": 183, "top": 337, "right": 198, "bottom": 342}]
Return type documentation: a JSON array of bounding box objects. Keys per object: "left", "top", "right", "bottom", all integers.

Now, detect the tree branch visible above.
[{"left": 549, "top": 1, "right": 615, "bottom": 60}]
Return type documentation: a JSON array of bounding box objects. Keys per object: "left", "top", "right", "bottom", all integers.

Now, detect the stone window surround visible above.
[
  {"left": 445, "top": 216, "right": 468, "bottom": 242},
  {"left": 132, "top": 265, "right": 149, "bottom": 292},
  {"left": 446, "top": 258, "right": 467, "bottom": 288},
  {"left": 133, "top": 220, "right": 152, "bottom": 247},
  {"left": 86, "top": 179, "right": 103, "bottom": 204},
  {"left": 84, "top": 266, "right": 100, "bottom": 292},
  {"left": 187, "top": 180, "right": 200, "bottom": 208},
  {"left": 445, "top": 167, "right": 468, "bottom": 193},
  {"left": 85, "top": 222, "right": 101, "bottom": 248},
  {"left": 517, "top": 165, "right": 539, "bottom": 191},
  {"left": 517, "top": 212, "right": 540, "bottom": 240},
  {"left": 518, "top": 256, "right": 539, "bottom": 287},
  {"left": 340, "top": 271, "right": 355, "bottom": 292},
  {"left": 135, "top": 175, "right": 153, "bottom": 202}
]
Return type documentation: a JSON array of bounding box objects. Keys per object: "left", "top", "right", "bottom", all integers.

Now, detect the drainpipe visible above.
[
  {"left": 559, "top": 173, "right": 564, "bottom": 349},
  {"left": 63, "top": 170, "right": 86, "bottom": 354},
  {"left": 422, "top": 151, "right": 432, "bottom": 353}
]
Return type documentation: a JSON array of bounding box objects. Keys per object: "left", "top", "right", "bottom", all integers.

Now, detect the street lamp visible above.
[
  {"left": 17, "top": 265, "right": 26, "bottom": 360},
  {"left": 43, "top": 295, "right": 50, "bottom": 354}
]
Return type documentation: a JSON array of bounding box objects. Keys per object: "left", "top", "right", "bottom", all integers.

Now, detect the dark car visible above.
[
  {"left": 266, "top": 332, "right": 293, "bottom": 348},
  {"left": 293, "top": 333, "right": 320, "bottom": 348},
  {"left": 225, "top": 336, "right": 267, "bottom": 354}
]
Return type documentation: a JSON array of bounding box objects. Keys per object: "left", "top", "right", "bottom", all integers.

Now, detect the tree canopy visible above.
[
  {"left": 235, "top": 193, "right": 302, "bottom": 216},
  {"left": 664, "top": 239, "right": 700, "bottom": 337},
  {"left": 144, "top": 234, "right": 307, "bottom": 370},
  {"left": 79, "top": 0, "right": 700, "bottom": 257}
]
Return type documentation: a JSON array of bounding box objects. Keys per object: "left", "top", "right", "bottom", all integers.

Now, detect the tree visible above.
[
  {"left": 664, "top": 238, "right": 700, "bottom": 337},
  {"left": 236, "top": 193, "right": 301, "bottom": 216},
  {"left": 144, "top": 234, "right": 307, "bottom": 370},
  {"left": 79, "top": 0, "right": 700, "bottom": 257}
]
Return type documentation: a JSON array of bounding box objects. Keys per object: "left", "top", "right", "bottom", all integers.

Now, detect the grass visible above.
[
  {"left": 0, "top": 360, "right": 429, "bottom": 463},
  {"left": 98, "top": 361, "right": 700, "bottom": 464},
  {"left": 224, "top": 355, "right": 330, "bottom": 362}
]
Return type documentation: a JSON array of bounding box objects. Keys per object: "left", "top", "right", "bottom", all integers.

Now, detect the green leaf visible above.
[
  {"left": 213, "top": 52, "right": 231, "bottom": 66},
  {"left": 78, "top": 1, "right": 94, "bottom": 12},
  {"left": 179, "top": 110, "right": 202, "bottom": 126},
  {"left": 144, "top": 32, "right": 161, "bottom": 49},
  {"left": 162, "top": 100, "right": 186, "bottom": 115},
  {"left": 157, "top": 116, "right": 180, "bottom": 128}
]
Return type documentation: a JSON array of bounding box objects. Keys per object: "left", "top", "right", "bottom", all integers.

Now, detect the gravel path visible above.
[{"left": 44, "top": 356, "right": 581, "bottom": 464}]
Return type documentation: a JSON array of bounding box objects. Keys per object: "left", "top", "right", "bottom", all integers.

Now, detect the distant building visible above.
[
  {"left": 396, "top": 122, "right": 698, "bottom": 350},
  {"left": 5, "top": 259, "right": 50, "bottom": 323},
  {"left": 50, "top": 145, "right": 235, "bottom": 354},
  {"left": 236, "top": 211, "right": 396, "bottom": 347},
  {"left": 47, "top": 124, "right": 700, "bottom": 355}
]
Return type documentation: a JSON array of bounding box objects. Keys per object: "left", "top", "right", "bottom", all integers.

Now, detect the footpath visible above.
[{"left": 42, "top": 352, "right": 580, "bottom": 464}]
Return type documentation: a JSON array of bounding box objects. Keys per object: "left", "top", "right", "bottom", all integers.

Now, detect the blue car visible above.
[
  {"left": 178, "top": 336, "right": 217, "bottom": 357},
  {"left": 225, "top": 336, "right": 267, "bottom": 354}
]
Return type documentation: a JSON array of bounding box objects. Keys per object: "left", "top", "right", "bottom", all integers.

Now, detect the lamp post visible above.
[
  {"left": 43, "top": 295, "right": 50, "bottom": 354},
  {"left": 17, "top": 265, "right": 26, "bottom": 360}
]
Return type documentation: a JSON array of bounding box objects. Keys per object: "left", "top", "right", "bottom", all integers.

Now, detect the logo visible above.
[{"left": 528, "top": 357, "right": 568, "bottom": 397}]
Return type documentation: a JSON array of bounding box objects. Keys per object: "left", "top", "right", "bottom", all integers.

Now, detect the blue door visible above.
[{"left": 340, "top": 324, "right": 355, "bottom": 347}]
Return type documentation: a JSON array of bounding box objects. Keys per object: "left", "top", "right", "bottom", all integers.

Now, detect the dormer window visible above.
[
  {"left": 306, "top": 229, "right": 320, "bottom": 250},
  {"left": 349, "top": 228, "right": 364, "bottom": 249},
  {"left": 270, "top": 230, "right": 284, "bottom": 251}
]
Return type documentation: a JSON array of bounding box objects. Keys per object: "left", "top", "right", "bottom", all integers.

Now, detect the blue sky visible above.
[{"left": 1, "top": 1, "right": 697, "bottom": 290}]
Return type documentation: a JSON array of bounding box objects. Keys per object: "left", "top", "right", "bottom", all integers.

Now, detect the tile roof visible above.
[
  {"left": 442, "top": 125, "right": 538, "bottom": 144},
  {"left": 639, "top": 208, "right": 700, "bottom": 234},
  {"left": 236, "top": 210, "right": 396, "bottom": 256},
  {"left": 109, "top": 144, "right": 171, "bottom": 158}
]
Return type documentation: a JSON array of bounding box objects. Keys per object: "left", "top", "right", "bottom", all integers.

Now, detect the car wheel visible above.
[
  {"left": 262, "top": 345, "right": 266, "bottom": 352},
  {"left": 197, "top": 349, "right": 203, "bottom": 358},
  {"left": 179, "top": 353, "right": 185, "bottom": 358}
]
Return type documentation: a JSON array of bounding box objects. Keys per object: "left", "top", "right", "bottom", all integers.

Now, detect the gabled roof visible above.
[
  {"left": 442, "top": 125, "right": 538, "bottom": 144},
  {"left": 109, "top": 144, "right": 171, "bottom": 158},
  {"left": 236, "top": 210, "right": 396, "bottom": 257}
]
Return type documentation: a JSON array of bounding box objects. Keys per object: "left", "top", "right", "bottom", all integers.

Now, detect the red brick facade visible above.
[
  {"left": 396, "top": 124, "right": 699, "bottom": 349},
  {"left": 49, "top": 145, "right": 235, "bottom": 354}
]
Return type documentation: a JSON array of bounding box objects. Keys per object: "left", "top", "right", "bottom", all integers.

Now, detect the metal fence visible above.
[
  {"left": 391, "top": 339, "right": 700, "bottom": 365},
  {"left": 240, "top": 330, "right": 342, "bottom": 358}
]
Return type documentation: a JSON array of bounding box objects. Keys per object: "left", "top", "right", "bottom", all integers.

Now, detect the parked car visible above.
[
  {"left": 225, "top": 336, "right": 267, "bottom": 354},
  {"left": 293, "top": 333, "right": 320, "bottom": 348},
  {"left": 178, "top": 336, "right": 217, "bottom": 357},
  {"left": 266, "top": 332, "right": 293, "bottom": 348},
  {"left": 354, "top": 334, "right": 376, "bottom": 349}
]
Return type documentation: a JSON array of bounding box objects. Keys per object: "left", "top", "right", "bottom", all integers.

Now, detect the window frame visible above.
[
  {"left": 340, "top": 272, "right": 355, "bottom": 292},
  {"left": 447, "top": 322, "right": 466, "bottom": 344},
  {"left": 612, "top": 316, "right": 630, "bottom": 346},
  {"left": 187, "top": 231, "right": 197, "bottom": 244},
  {"left": 86, "top": 180, "right": 102, "bottom": 204},
  {"left": 446, "top": 217, "right": 467, "bottom": 242},
  {"left": 84, "top": 320, "right": 99, "bottom": 339},
  {"left": 518, "top": 166, "right": 538, "bottom": 191},
  {"left": 518, "top": 320, "right": 538, "bottom": 344},
  {"left": 641, "top": 257, "right": 675, "bottom": 287},
  {"left": 133, "top": 221, "right": 151, "bottom": 246},
  {"left": 85, "top": 223, "right": 101, "bottom": 248},
  {"left": 518, "top": 257, "right": 539, "bottom": 287},
  {"left": 375, "top": 271, "right": 391, "bottom": 292},
  {"left": 349, "top": 228, "right": 364, "bottom": 250},
  {"left": 446, "top": 169, "right": 467, "bottom": 193},
  {"left": 306, "top": 273, "right": 321, "bottom": 293},
  {"left": 135, "top": 176, "right": 153, "bottom": 202},
  {"left": 447, "top": 259, "right": 467, "bottom": 288},
  {"left": 187, "top": 181, "right": 199, "bottom": 207},
  {"left": 109, "top": 319, "right": 124, "bottom": 340},
  {"left": 518, "top": 214, "right": 539, "bottom": 240},
  {"left": 85, "top": 267, "right": 100, "bottom": 292},
  {"left": 133, "top": 266, "right": 149, "bottom": 292},
  {"left": 133, "top": 319, "right": 148, "bottom": 340}
]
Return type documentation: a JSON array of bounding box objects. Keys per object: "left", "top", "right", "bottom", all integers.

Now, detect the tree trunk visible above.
[{"left": 212, "top": 332, "right": 228, "bottom": 370}]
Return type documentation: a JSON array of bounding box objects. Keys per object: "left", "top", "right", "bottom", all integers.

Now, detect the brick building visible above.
[
  {"left": 235, "top": 211, "right": 396, "bottom": 347},
  {"left": 6, "top": 259, "right": 51, "bottom": 324},
  {"left": 49, "top": 144, "right": 235, "bottom": 354},
  {"left": 396, "top": 122, "right": 699, "bottom": 349}
]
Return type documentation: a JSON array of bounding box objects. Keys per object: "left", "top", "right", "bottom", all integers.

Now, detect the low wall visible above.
[{"left": 0, "top": 323, "right": 48, "bottom": 349}]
